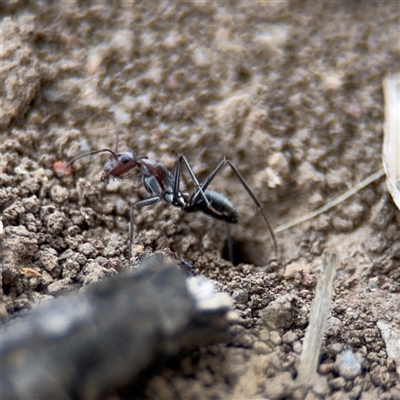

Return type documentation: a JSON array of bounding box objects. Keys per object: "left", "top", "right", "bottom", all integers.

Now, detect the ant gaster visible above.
[{"left": 66, "top": 148, "right": 277, "bottom": 265}]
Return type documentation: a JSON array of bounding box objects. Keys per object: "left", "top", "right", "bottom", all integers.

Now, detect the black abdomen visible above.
[{"left": 185, "top": 190, "right": 238, "bottom": 223}]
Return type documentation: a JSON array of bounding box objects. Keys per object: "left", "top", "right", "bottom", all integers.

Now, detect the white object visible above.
[{"left": 383, "top": 74, "right": 400, "bottom": 210}]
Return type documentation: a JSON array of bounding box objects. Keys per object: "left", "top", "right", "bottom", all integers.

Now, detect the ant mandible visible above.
[{"left": 66, "top": 146, "right": 278, "bottom": 265}]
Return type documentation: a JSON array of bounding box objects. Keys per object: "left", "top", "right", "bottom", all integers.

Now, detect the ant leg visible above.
[
  {"left": 171, "top": 157, "right": 183, "bottom": 203},
  {"left": 222, "top": 160, "right": 278, "bottom": 256},
  {"left": 128, "top": 173, "right": 163, "bottom": 265},
  {"left": 180, "top": 156, "right": 277, "bottom": 256},
  {"left": 128, "top": 196, "right": 160, "bottom": 266},
  {"left": 174, "top": 154, "right": 214, "bottom": 208}
]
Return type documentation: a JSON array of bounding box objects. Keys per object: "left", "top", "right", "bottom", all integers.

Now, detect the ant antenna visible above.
[{"left": 64, "top": 149, "right": 118, "bottom": 172}]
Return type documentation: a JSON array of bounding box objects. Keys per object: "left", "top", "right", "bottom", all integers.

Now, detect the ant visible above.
[{"left": 66, "top": 145, "right": 277, "bottom": 266}]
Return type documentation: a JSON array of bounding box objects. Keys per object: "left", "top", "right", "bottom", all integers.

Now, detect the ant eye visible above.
[{"left": 120, "top": 154, "right": 131, "bottom": 164}]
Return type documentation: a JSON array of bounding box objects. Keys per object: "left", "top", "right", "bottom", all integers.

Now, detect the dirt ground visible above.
[{"left": 1, "top": 1, "right": 400, "bottom": 399}]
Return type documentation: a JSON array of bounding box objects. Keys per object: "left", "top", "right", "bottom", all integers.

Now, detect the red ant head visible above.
[
  {"left": 65, "top": 149, "right": 138, "bottom": 182},
  {"left": 101, "top": 151, "right": 138, "bottom": 181}
]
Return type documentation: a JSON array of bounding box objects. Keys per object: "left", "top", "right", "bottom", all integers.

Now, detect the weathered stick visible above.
[
  {"left": 274, "top": 170, "right": 384, "bottom": 233},
  {"left": 1, "top": 256, "right": 234, "bottom": 400},
  {"left": 297, "top": 251, "right": 339, "bottom": 390}
]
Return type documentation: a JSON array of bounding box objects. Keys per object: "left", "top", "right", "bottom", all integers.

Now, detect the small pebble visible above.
[
  {"left": 50, "top": 185, "right": 69, "bottom": 204},
  {"left": 330, "top": 377, "right": 346, "bottom": 390},
  {"left": 282, "top": 330, "right": 298, "bottom": 344},
  {"left": 336, "top": 350, "right": 362, "bottom": 379},
  {"left": 233, "top": 289, "right": 249, "bottom": 304},
  {"left": 312, "top": 375, "right": 329, "bottom": 396},
  {"left": 328, "top": 342, "right": 344, "bottom": 354}
]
